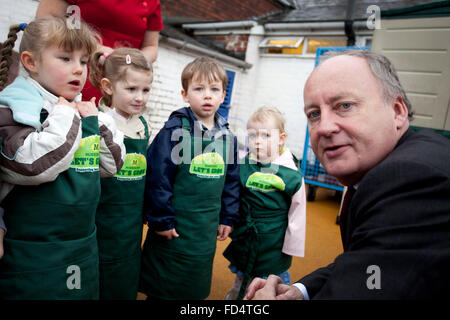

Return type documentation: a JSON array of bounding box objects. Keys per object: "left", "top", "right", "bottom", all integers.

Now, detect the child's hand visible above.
[
  {"left": 156, "top": 228, "right": 179, "bottom": 240},
  {"left": 0, "top": 228, "right": 4, "bottom": 260},
  {"left": 76, "top": 97, "right": 98, "bottom": 118},
  {"left": 57, "top": 97, "right": 77, "bottom": 110},
  {"left": 217, "top": 224, "right": 232, "bottom": 241}
]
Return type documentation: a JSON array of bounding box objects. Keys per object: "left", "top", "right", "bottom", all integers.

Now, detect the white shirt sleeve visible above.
[{"left": 292, "top": 282, "right": 310, "bottom": 300}]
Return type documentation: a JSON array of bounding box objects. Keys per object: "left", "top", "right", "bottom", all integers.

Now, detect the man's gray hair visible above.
[{"left": 321, "top": 50, "right": 413, "bottom": 120}]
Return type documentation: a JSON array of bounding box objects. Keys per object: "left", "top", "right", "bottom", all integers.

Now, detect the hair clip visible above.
[
  {"left": 125, "top": 54, "right": 131, "bottom": 65},
  {"left": 19, "top": 23, "right": 27, "bottom": 31},
  {"left": 103, "top": 52, "right": 109, "bottom": 59}
]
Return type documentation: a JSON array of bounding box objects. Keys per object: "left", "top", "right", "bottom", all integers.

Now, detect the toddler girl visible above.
[{"left": 223, "top": 106, "right": 306, "bottom": 300}]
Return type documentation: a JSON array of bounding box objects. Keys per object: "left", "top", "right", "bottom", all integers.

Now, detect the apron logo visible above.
[
  {"left": 189, "top": 152, "right": 225, "bottom": 178},
  {"left": 66, "top": 265, "right": 81, "bottom": 290},
  {"left": 246, "top": 172, "right": 286, "bottom": 192},
  {"left": 114, "top": 153, "right": 147, "bottom": 181},
  {"left": 70, "top": 135, "right": 100, "bottom": 172}
]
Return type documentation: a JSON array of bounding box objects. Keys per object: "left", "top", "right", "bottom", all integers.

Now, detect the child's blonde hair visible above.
[
  {"left": 90, "top": 47, "right": 153, "bottom": 107},
  {"left": 248, "top": 106, "right": 286, "bottom": 134},
  {"left": 181, "top": 57, "right": 228, "bottom": 91},
  {"left": 0, "top": 18, "right": 99, "bottom": 90}
]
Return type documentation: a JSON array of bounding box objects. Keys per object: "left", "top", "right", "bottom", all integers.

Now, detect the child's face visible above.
[
  {"left": 104, "top": 68, "right": 152, "bottom": 118},
  {"left": 31, "top": 45, "right": 89, "bottom": 100},
  {"left": 181, "top": 75, "right": 225, "bottom": 124},
  {"left": 247, "top": 118, "right": 286, "bottom": 163}
]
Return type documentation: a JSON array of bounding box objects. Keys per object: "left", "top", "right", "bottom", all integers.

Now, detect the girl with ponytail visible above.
[{"left": 89, "top": 47, "right": 153, "bottom": 300}]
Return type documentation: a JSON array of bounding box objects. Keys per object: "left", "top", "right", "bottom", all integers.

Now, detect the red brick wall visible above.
[
  {"left": 211, "top": 35, "right": 249, "bottom": 52},
  {"left": 161, "top": 0, "right": 284, "bottom": 21}
]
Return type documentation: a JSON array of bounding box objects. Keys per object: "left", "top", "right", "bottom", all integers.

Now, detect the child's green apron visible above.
[
  {"left": 0, "top": 115, "right": 101, "bottom": 300},
  {"left": 96, "top": 116, "right": 149, "bottom": 300},
  {"left": 140, "top": 117, "right": 228, "bottom": 300},
  {"left": 223, "top": 158, "right": 301, "bottom": 299}
]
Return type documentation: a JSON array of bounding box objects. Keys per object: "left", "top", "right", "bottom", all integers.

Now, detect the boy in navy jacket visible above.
[{"left": 140, "top": 57, "right": 240, "bottom": 300}]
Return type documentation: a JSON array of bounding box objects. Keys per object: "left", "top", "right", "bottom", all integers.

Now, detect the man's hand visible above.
[
  {"left": 244, "top": 274, "right": 304, "bottom": 300},
  {"left": 156, "top": 228, "right": 179, "bottom": 240},
  {"left": 217, "top": 224, "right": 232, "bottom": 241},
  {"left": 76, "top": 97, "right": 98, "bottom": 118}
]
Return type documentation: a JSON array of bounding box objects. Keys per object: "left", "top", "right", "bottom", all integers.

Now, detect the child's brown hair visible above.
[
  {"left": 181, "top": 57, "right": 228, "bottom": 91},
  {"left": 90, "top": 47, "right": 153, "bottom": 107},
  {"left": 0, "top": 18, "right": 99, "bottom": 91}
]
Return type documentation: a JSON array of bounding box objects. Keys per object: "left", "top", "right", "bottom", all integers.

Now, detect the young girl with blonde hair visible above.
[
  {"left": 89, "top": 47, "right": 153, "bottom": 300},
  {"left": 0, "top": 18, "right": 125, "bottom": 299},
  {"left": 223, "top": 106, "right": 306, "bottom": 300}
]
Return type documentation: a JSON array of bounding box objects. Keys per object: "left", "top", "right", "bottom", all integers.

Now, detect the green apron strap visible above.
[
  {"left": 181, "top": 117, "right": 191, "bottom": 132},
  {"left": 139, "top": 115, "right": 150, "bottom": 139}
]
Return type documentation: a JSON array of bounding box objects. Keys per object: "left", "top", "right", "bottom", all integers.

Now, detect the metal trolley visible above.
[{"left": 300, "top": 46, "right": 369, "bottom": 201}]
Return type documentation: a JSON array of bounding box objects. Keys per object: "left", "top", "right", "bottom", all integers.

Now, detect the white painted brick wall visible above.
[{"left": 0, "top": 0, "right": 39, "bottom": 50}]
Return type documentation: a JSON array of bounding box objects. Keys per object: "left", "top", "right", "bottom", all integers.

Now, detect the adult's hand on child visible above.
[
  {"left": 57, "top": 97, "right": 77, "bottom": 110},
  {"left": 76, "top": 97, "right": 98, "bottom": 118},
  {"left": 156, "top": 228, "right": 179, "bottom": 240},
  {"left": 217, "top": 224, "right": 232, "bottom": 241}
]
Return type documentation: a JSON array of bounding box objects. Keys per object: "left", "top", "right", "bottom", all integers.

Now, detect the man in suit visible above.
[{"left": 245, "top": 51, "right": 450, "bottom": 299}]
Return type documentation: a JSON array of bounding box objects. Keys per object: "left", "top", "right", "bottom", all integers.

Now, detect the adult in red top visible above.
[{"left": 36, "top": 0, "right": 163, "bottom": 101}]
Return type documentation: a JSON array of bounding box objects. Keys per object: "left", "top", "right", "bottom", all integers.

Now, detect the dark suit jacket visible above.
[{"left": 299, "top": 128, "right": 450, "bottom": 299}]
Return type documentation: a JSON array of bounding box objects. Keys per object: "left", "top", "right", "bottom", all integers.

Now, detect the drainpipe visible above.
[
  {"left": 345, "top": 0, "right": 356, "bottom": 46},
  {"left": 182, "top": 20, "right": 258, "bottom": 30}
]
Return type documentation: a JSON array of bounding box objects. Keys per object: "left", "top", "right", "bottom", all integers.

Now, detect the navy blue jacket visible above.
[{"left": 144, "top": 107, "right": 240, "bottom": 231}]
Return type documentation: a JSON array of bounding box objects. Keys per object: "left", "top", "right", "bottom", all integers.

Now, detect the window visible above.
[
  {"left": 306, "top": 38, "right": 347, "bottom": 54},
  {"left": 259, "top": 37, "right": 347, "bottom": 55},
  {"left": 259, "top": 38, "right": 304, "bottom": 54}
]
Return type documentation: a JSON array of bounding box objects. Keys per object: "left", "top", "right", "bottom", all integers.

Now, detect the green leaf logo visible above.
[
  {"left": 114, "top": 153, "right": 147, "bottom": 181},
  {"left": 70, "top": 135, "right": 100, "bottom": 172},
  {"left": 245, "top": 172, "right": 285, "bottom": 192},
  {"left": 189, "top": 152, "right": 225, "bottom": 178}
]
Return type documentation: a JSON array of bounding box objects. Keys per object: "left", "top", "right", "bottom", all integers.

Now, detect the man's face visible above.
[{"left": 303, "top": 55, "right": 408, "bottom": 185}]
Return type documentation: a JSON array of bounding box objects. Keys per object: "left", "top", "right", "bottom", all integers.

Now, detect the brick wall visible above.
[
  {"left": 161, "top": 0, "right": 284, "bottom": 21},
  {"left": 194, "top": 34, "right": 249, "bottom": 59}
]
